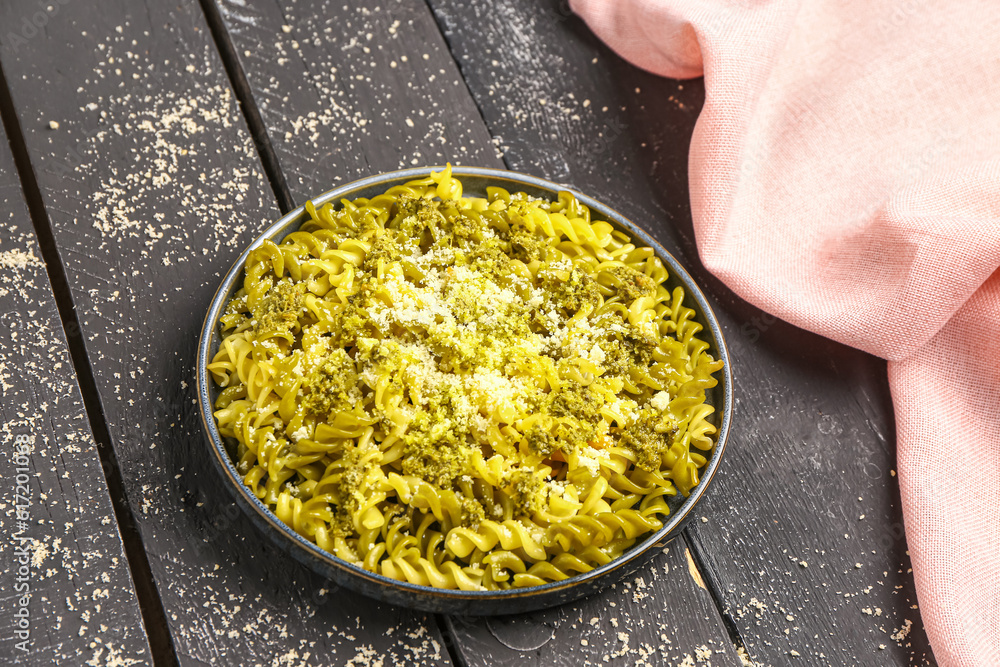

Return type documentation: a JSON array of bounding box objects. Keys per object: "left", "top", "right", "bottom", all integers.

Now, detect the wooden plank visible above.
[
  {"left": 447, "top": 545, "right": 742, "bottom": 667},
  {"left": 0, "top": 1, "right": 454, "bottom": 664},
  {"left": 211, "top": 0, "right": 742, "bottom": 662},
  {"left": 0, "top": 102, "right": 151, "bottom": 662},
  {"left": 425, "top": 1, "right": 937, "bottom": 665},
  {"left": 212, "top": 0, "right": 499, "bottom": 204},
  {"left": 687, "top": 338, "right": 935, "bottom": 666}
]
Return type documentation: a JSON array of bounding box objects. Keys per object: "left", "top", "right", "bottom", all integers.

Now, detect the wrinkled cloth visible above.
[{"left": 570, "top": 0, "right": 1000, "bottom": 664}]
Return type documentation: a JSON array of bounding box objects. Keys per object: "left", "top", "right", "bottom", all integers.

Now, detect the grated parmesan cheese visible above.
[{"left": 649, "top": 391, "right": 670, "bottom": 412}]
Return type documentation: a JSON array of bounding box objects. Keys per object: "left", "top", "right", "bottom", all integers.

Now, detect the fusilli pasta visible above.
[{"left": 208, "top": 166, "right": 724, "bottom": 590}]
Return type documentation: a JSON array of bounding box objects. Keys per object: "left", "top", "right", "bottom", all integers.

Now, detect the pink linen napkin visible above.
[{"left": 570, "top": 0, "right": 1000, "bottom": 664}]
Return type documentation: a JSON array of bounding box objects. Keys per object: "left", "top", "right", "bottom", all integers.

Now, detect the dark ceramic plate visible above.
[{"left": 196, "top": 166, "right": 733, "bottom": 615}]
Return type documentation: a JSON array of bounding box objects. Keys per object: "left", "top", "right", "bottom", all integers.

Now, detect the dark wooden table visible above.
[{"left": 0, "top": 1, "right": 937, "bottom": 665}]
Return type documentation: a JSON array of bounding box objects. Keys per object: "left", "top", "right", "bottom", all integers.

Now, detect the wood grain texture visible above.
[
  {"left": 211, "top": 0, "right": 740, "bottom": 663},
  {"left": 447, "top": 545, "right": 743, "bottom": 667},
  {"left": 0, "top": 104, "right": 150, "bottom": 663},
  {"left": 0, "top": 1, "right": 451, "bottom": 664},
  {"left": 214, "top": 0, "right": 499, "bottom": 205},
  {"left": 426, "top": 0, "right": 936, "bottom": 665}
]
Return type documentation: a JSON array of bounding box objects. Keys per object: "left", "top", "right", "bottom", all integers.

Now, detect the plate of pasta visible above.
[{"left": 197, "top": 166, "right": 732, "bottom": 614}]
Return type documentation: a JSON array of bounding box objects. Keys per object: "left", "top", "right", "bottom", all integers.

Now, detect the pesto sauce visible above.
[
  {"left": 620, "top": 408, "right": 679, "bottom": 472},
  {"left": 605, "top": 264, "right": 657, "bottom": 302},
  {"left": 330, "top": 446, "right": 374, "bottom": 536},
  {"left": 508, "top": 468, "right": 544, "bottom": 517},
  {"left": 296, "top": 192, "right": 679, "bottom": 523},
  {"left": 254, "top": 278, "right": 305, "bottom": 337},
  {"left": 301, "top": 349, "right": 358, "bottom": 419}
]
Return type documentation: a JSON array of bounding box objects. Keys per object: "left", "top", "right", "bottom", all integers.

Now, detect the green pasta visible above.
[{"left": 208, "top": 166, "right": 724, "bottom": 590}]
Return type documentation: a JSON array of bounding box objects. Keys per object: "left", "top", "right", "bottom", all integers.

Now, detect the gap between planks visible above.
[
  {"left": 418, "top": 0, "right": 502, "bottom": 172},
  {"left": 200, "top": 0, "right": 296, "bottom": 214},
  {"left": 683, "top": 527, "right": 753, "bottom": 659},
  {"left": 0, "top": 59, "right": 180, "bottom": 667}
]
